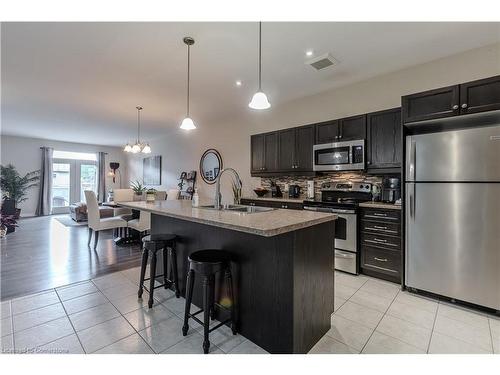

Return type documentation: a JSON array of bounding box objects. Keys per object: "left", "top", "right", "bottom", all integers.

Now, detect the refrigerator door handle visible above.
[
  {"left": 409, "top": 183, "right": 415, "bottom": 219},
  {"left": 409, "top": 140, "right": 416, "bottom": 181}
]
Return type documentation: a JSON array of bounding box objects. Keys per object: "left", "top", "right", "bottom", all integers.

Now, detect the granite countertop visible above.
[
  {"left": 359, "top": 201, "right": 402, "bottom": 210},
  {"left": 119, "top": 200, "right": 336, "bottom": 237},
  {"left": 241, "top": 196, "right": 307, "bottom": 204}
]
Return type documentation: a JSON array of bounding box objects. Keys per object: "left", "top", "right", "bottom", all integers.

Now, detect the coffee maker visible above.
[{"left": 381, "top": 176, "right": 401, "bottom": 203}]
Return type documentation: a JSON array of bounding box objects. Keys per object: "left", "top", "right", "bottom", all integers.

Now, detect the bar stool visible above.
[
  {"left": 138, "top": 233, "right": 180, "bottom": 308},
  {"left": 182, "top": 249, "right": 237, "bottom": 354}
]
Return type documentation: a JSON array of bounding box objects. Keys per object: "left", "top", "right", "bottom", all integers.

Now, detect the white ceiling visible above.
[{"left": 2, "top": 22, "right": 500, "bottom": 146}]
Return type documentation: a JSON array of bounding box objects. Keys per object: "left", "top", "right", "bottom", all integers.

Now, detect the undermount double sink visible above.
[{"left": 199, "top": 204, "right": 276, "bottom": 214}]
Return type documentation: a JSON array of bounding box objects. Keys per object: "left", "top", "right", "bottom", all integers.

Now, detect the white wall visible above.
[
  {"left": 124, "top": 43, "right": 499, "bottom": 204},
  {"left": 0, "top": 135, "right": 127, "bottom": 216}
]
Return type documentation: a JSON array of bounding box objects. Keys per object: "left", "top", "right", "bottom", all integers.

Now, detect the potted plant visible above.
[
  {"left": 0, "top": 213, "right": 18, "bottom": 237},
  {"left": 130, "top": 180, "right": 146, "bottom": 200},
  {"left": 145, "top": 188, "right": 157, "bottom": 202},
  {"left": 0, "top": 164, "right": 40, "bottom": 218}
]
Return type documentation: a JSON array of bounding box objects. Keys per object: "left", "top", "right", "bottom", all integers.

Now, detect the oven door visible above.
[
  {"left": 313, "top": 144, "right": 351, "bottom": 171},
  {"left": 334, "top": 212, "right": 357, "bottom": 253}
]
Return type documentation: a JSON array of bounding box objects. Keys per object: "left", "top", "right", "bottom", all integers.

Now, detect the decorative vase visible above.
[{"left": 146, "top": 192, "right": 156, "bottom": 202}]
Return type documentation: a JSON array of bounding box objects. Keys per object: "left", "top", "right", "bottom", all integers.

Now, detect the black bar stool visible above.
[
  {"left": 182, "top": 249, "right": 237, "bottom": 354},
  {"left": 138, "top": 233, "right": 180, "bottom": 308}
]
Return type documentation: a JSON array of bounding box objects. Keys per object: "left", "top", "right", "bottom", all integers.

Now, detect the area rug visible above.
[{"left": 55, "top": 215, "right": 87, "bottom": 227}]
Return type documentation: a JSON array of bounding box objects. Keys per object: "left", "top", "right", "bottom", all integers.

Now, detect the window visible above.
[
  {"left": 51, "top": 150, "right": 99, "bottom": 214},
  {"left": 53, "top": 150, "right": 97, "bottom": 161}
]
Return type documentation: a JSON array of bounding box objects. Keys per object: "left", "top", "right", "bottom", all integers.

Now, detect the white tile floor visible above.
[
  {"left": 1, "top": 269, "right": 499, "bottom": 354},
  {"left": 309, "top": 272, "right": 500, "bottom": 354},
  {"left": 0, "top": 267, "right": 267, "bottom": 354}
]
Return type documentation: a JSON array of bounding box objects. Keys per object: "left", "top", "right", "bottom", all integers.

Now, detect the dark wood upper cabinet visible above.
[
  {"left": 402, "top": 75, "right": 500, "bottom": 124},
  {"left": 315, "top": 120, "right": 339, "bottom": 144},
  {"left": 459, "top": 75, "right": 500, "bottom": 115},
  {"left": 251, "top": 132, "right": 278, "bottom": 174},
  {"left": 251, "top": 134, "right": 264, "bottom": 173},
  {"left": 278, "top": 128, "right": 296, "bottom": 172},
  {"left": 277, "top": 125, "right": 314, "bottom": 173},
  {"left": 367, "top": 108, "right": 402, "bottom": 170},
  {"left": 294, "top": 125, "right": 314, "bottom": 171},
  {"left": 338, "top": 114, "right": 366, "bottom": 141},
  {"left": 402, "top": 85, "right": 459, "bottom": 123},
  {"left": 263, "top": 132, "right": 279, "bottom": 172}
]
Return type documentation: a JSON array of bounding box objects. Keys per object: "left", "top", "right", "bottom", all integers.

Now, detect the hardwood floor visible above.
[{"left": 0, "top": 215, "right": 142, "bottom": 301}]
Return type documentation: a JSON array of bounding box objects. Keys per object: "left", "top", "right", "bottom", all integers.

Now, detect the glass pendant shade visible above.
[
  {"left": 248, "top": 91, "right": 271, "bottom": 110},
  {"left": 180, "top": 117, "right": 196, "bottom": 130},
  {"left": 141, "top": 144, "right": 152, "bottom": 154},
  {"left": 124, "top": 144, "right": 132, "bottom": 152},
  {"left": 131, "top": 143, "right": 141, "bottom": 153}
]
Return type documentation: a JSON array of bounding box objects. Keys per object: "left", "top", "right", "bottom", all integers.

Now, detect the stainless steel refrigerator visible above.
[{"left": 405, "top": 124, "right": 500, "bottom": 310}]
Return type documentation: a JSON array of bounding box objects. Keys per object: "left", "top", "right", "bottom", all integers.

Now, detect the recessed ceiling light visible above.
[
  {"left": 306, "top": 50, "right": 314, "bottom": 57},
  {"left": 235, "top": 80, "right": 242, "bottom": 86}
]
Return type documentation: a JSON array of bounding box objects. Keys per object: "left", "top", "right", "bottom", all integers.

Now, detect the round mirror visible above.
[{"left": 200, "top": 149, "right": 223, "bottom": 184}]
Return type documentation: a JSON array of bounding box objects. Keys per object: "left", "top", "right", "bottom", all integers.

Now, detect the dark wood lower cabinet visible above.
[{"left": 360, "top": 207, "right": 402, "bottom": 283}]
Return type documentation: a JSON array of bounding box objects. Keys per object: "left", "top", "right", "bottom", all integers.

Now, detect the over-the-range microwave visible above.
[{"left": 313, "top": 139, "right": 365, "bottom": 172}]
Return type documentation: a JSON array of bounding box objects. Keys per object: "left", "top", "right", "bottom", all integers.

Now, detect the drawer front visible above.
[
  {"left": 362, "top": 246, "right": 401, "bottom": 276},
  {"left": 361, "top": 233, "right": 400, "bottom": 251},
  {"left": 361, "top": 219, "right": 400, "bottom": 236},
  {"left": 240, "top": 199, "right": 302, "bottom": 210},
  {"left": 279, "top": 202, "right": 303, "bottom": 210},
  {"left": 335, "top": 249, "right": 357, "bottom": 274},
  {"left": 360, "top": 208, "right": 400, "bottom": 222}
]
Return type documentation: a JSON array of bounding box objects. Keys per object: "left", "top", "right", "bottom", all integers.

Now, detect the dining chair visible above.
[
  {"left": 155, "top": 191, "right": 167, "bottom": 201},
  {"left": 167, "top": 189, "right": 180, "bottom": 200},
  {"left": 127, "top": 210, "right": 151, "bottom": 238},
  {"left": 84, "top": 190, "right": 128, "bottom": 250},
  {"left": 113, "top": 189, "right": 134, "bottom": 217}
]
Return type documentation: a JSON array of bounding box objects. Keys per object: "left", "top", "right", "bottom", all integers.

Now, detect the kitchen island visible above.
[{"left": 120, "top": 200, "right": 336, "bottom": 354}]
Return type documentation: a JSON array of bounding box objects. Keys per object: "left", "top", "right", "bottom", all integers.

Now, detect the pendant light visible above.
[
  {"left": 180, "top": 37, "right": 196, "bottom": 130},
  {"left": 124, "top": 106, "right": 151, "bottom": 153},
  {"left": 249, "top": 22, "right": 271, "bottom": 110}
]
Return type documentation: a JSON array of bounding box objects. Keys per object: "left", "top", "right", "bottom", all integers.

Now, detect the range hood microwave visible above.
[{"left": 313, "top": 139, "right": 365, "bottom": 172}]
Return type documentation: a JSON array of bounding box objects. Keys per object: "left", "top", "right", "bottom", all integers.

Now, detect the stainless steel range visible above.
[{"left": 303, "top": 181, "right": 372, "bottom": 274}]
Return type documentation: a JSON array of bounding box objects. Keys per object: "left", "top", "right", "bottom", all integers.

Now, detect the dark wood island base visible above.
[{"left": 151, "top": 214, "right": 335, "bottom": 354}]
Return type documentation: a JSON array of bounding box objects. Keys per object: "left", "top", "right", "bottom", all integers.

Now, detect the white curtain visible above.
[
  {"left": 35, "top": 147, "right": 53, "bottom": 216},
  {"left": 97, "top": 151, "right": 106, "bottom": 202}
]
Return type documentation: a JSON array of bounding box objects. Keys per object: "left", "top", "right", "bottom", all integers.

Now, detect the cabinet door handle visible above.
[
  {"left": 373, "top": 226, "right": 388, "bottom": 230},
  {"left": 373, "top": 238, "right": 388, "bottom": 243},
  {"left": 461, "top": 103, "right": 468, "bottom": 109},
  {"left": 373, "top": 212, "right": 387, "bottom": 217},
  {"left": 452, "top": 104, "right": 459, "bottom": 110},
  {"left": 374, "top": 257, "right": 388, "bottom": 262}
]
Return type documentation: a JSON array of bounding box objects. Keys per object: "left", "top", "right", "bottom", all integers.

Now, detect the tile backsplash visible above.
[{"left": 259, "top": 172, "right": 384, "bottom": 200}]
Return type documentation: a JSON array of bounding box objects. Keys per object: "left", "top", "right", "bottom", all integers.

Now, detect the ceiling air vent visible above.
[{"left": 306, "top": 53, "right": 338, "bottom": 71}]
